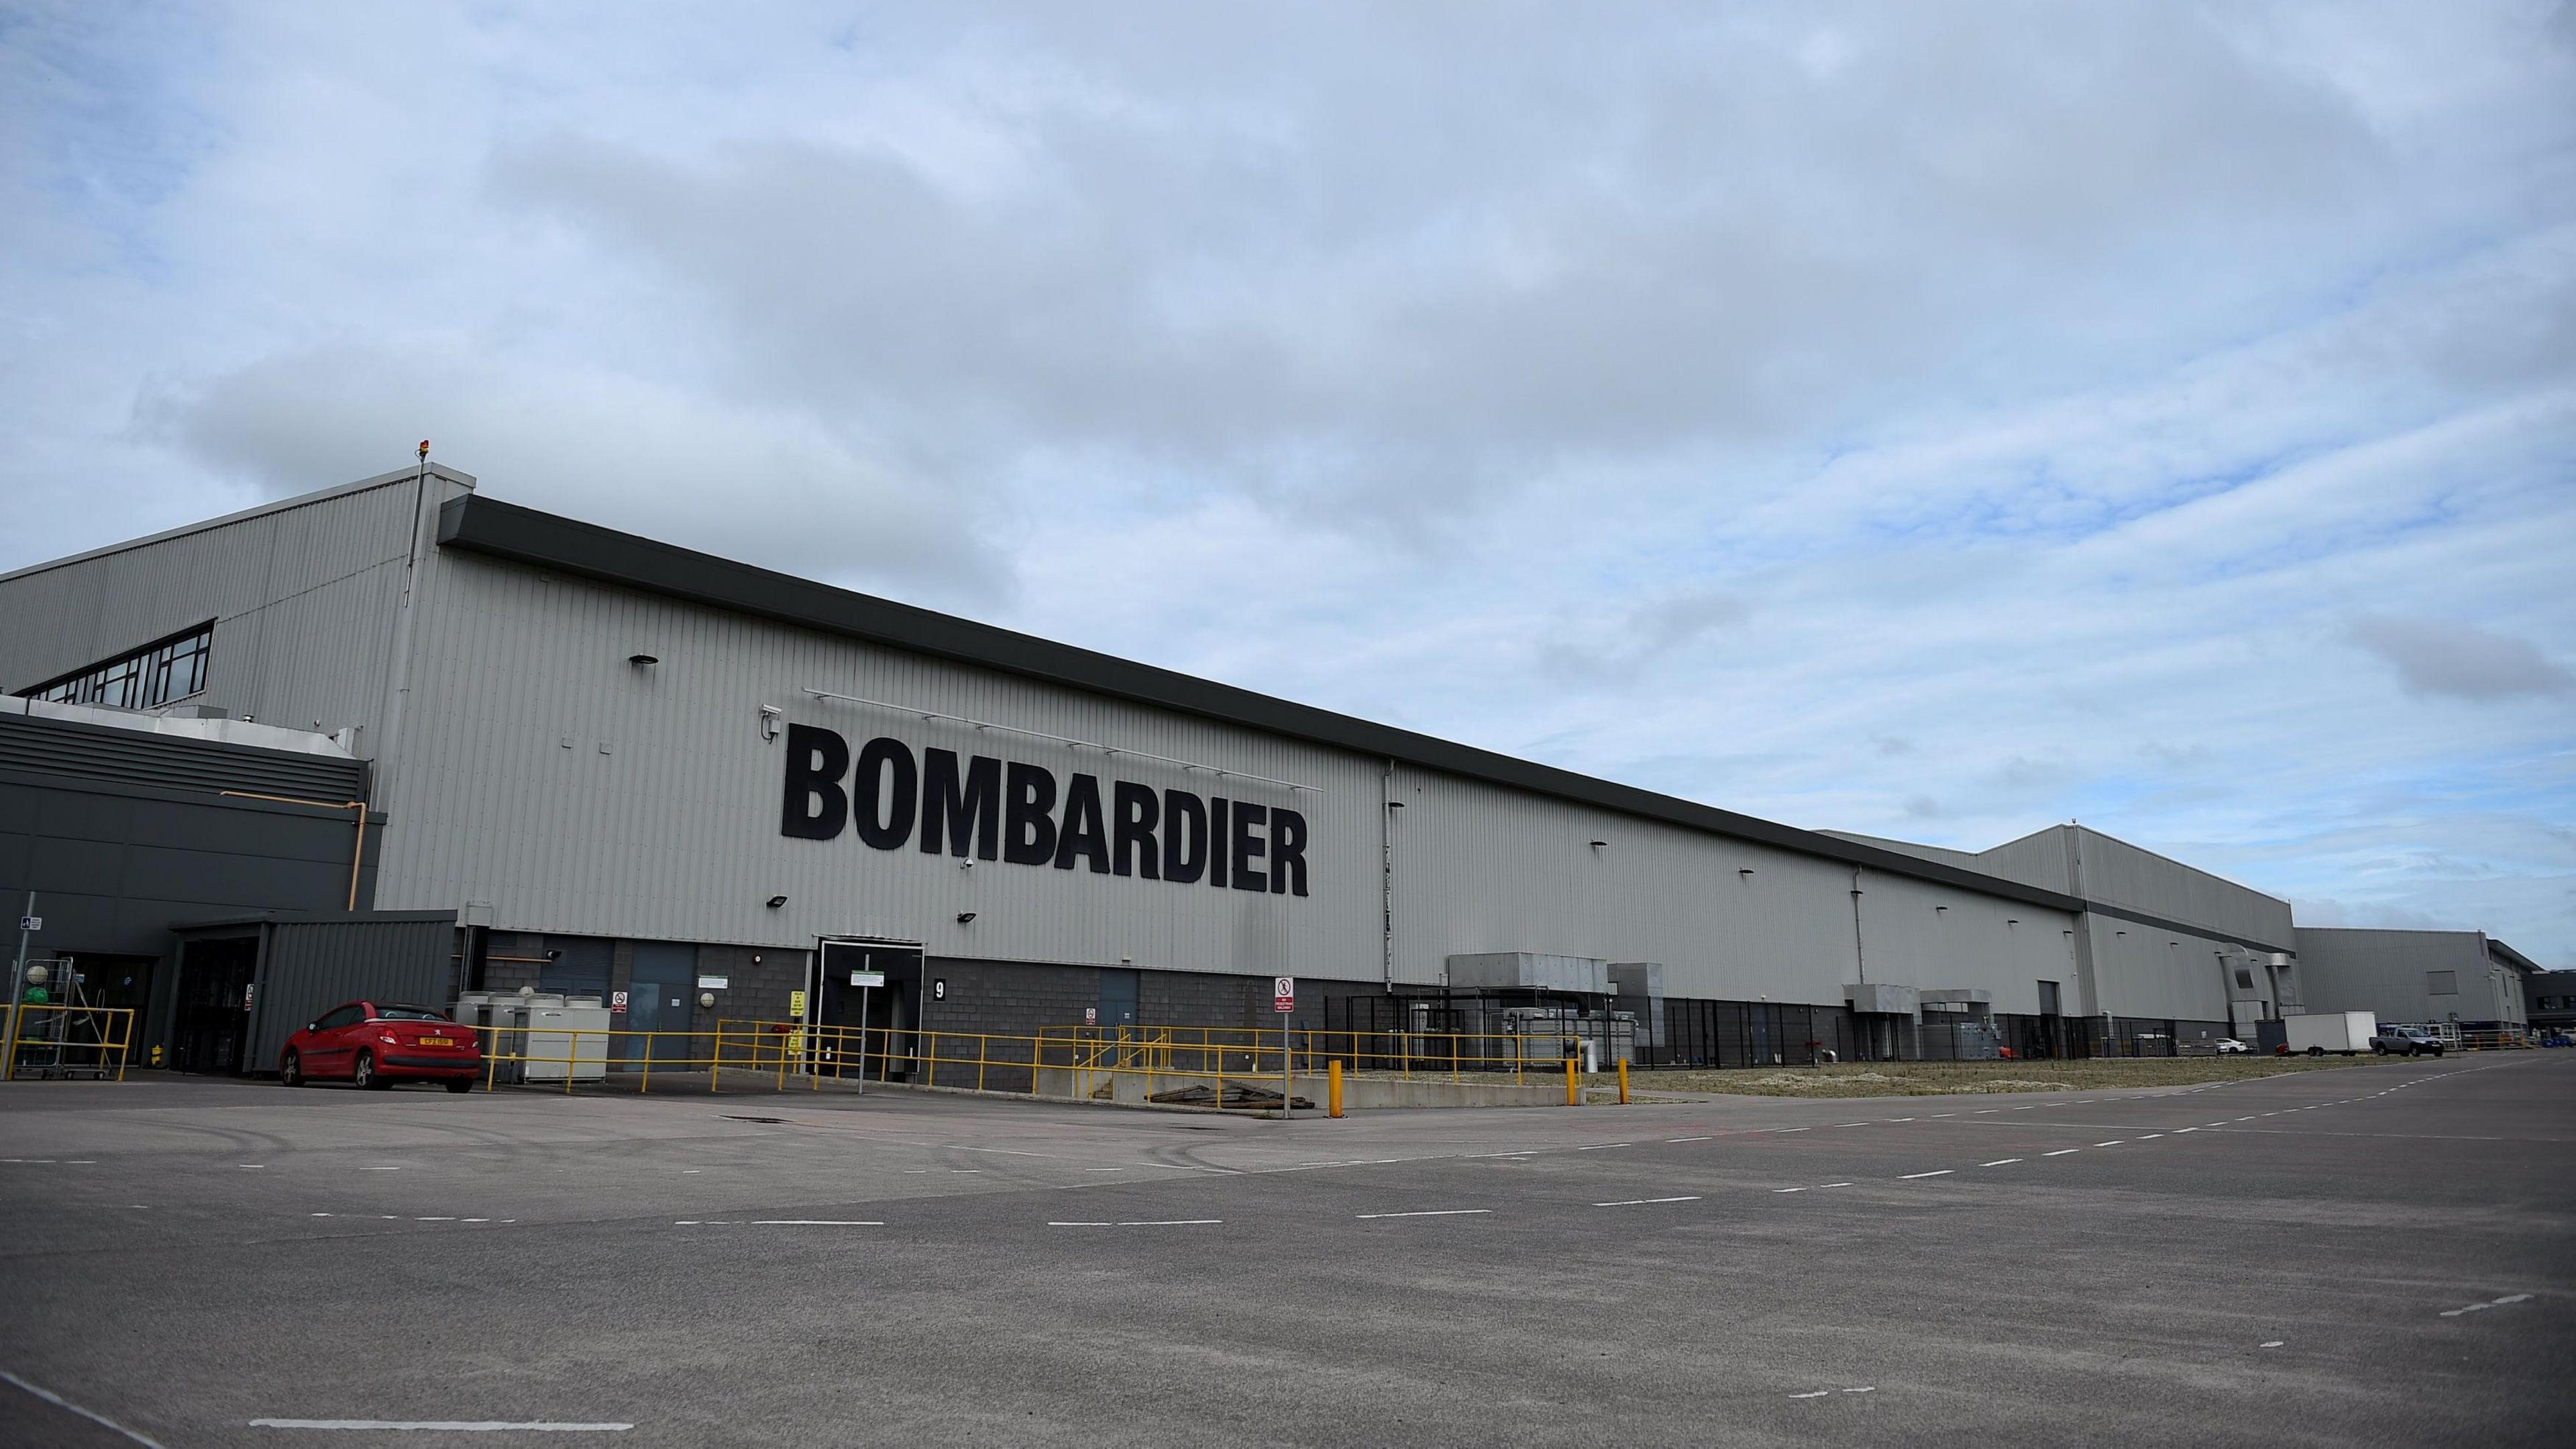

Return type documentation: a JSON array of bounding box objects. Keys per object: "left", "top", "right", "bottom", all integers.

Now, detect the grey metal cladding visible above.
[
  {"left": 241, "top": 913, "right": 460, "bottom": 1071},
  {"left": 434, "top": 494, "right": 2084, "bottom": 914},
  {"left": 0, "top": 711, "right": 367, "bottom": 803}
]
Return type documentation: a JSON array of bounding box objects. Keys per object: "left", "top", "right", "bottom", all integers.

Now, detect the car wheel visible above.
[
  {"left": 2373, "top": 1043, "right": 2387, "bottom": 1055},
  {"left": 280, "top": 1050, "right": 304, "bottom": 1087},
  {"left": 354, "top": 1051, "right": 388, "bottom": 1090},
  {"left": 444, "top": 1077, "right": 473, "bottom": 1095},
  {"left": 2307, "top": 1046, "right": 2324, "bottom": 1057}
]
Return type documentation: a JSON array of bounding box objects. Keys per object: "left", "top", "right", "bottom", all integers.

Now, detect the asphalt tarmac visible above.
[{"left": 2, "top": 1055, "right": 2569, "bottom": 1447}]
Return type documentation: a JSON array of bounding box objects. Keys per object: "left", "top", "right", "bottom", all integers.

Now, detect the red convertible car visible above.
[{"left": 279, "top": 1001, "right": 480, "bottom": 1092}]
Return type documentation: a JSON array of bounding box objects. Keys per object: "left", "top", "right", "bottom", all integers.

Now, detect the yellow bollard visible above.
[
  {"left": 1617, "top": 1058, "right": 1630, "bottom": 1106},
  {"left": 1328, "top": 1059, "right": 1344, "bottom": 1118},
  {"left": 1564, "top": 1053, "right": 1578, "bottom": 1106}
]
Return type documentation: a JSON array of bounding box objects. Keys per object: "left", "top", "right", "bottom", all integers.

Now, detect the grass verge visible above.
[{"left": 1594, "top": 1055, "right": 2383, "bottom": 1097}]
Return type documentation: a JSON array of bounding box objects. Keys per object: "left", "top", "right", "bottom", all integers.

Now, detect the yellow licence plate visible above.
[{"left": 416, "top": 1036, "right": 454, "bottom": 1047}]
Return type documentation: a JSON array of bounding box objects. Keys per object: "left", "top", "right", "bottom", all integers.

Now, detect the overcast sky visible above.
[{"left": 5, "top": 2, "right": 2572, "bottom": 965}]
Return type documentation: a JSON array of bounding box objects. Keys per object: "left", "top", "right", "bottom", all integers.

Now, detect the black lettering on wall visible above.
[
  {"left": 1162, "top": 790, "right": 1208, "bottom": 883},
  {"left": 1208, "top": 797, "right": 1228, "bottom": 888},
  {"left": 1270, "top": 807, "right": 1309, "bottom": 897},
  {"left": 1055, "top": 773, "right": 1111, "bottom": 873},
  {"left": 1004, "top": 761, "right": 1059, "bottom": 866},
  {"left": 781, "top": 724, "right": 849, "bottom": 840},
  {"left": 851, "top": 737, "right": 918, "bottom": 850},
  {"left": 1112, "top": 781, "right": 1161, "bottom": 879},
  {"left": 920, "top": 749, "right": 1001, "bottom": 860},
  {"left": 1231, "top": 800, "right": 1268, "bottom": 892}
]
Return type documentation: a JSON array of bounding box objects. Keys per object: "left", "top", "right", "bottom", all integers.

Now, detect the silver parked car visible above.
[{"left": 2369, "top": 1026, "right": 2445, "bottom": 1057}]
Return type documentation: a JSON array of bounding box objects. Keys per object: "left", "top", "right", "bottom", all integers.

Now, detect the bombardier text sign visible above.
[{"left": 780, "top": 724, "right": 1311, "bottom": 897}]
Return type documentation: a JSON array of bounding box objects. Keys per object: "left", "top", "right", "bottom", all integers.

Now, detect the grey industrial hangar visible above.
[{"left": 0, "top": 464, "right": 2542, "bottom": 1072}]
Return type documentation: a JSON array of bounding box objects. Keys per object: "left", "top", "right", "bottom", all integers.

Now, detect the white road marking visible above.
[
  {"left": 1773, "top": 1187, "right": 1807, "bottom": 1193},
  {"left": 2440, "top": 1293, "right": 2533, "bottom": 1317},
  {"left": 239, "top": 1164, "right": 266, "bottom": 1169},
  {"left": 1357, "top": 1209, "right": 1491, "bottom": 1219},
  {"left": 947, "top": 1145, "right": 1048, "bottom": 1157},
  {"left": 1777, "top": 1127, "right": 1808, "bottom": 1132},
  {"left": 1085, "top": 1167, "right": 1126, "bottom": 1172},
  {"left": 1837, "top": 1122, "right": 1869, "bottom": 1128},
  {"left": 2044, "top": 1148, "right": 2080, "bottom": 1157},
  {"left": 1, "top": 1370, "right": 168, "bottom": 1447},
  {"left": 1596, "top": 1196, "right": 1700, "bottom": 1206},
  {"left": 1981, "top": 1159, "right": 2021, "bottom": 1167},
  {"left": 364, "top": 1167, "right": 400, "bottom": 1171},
  {"left": 1789, "top": 1390, "right": 1830, "bottom": 1399},
  {"left": 1576, "top": 1144, "right": 1633, "bottom": 1150},
  {"left": 1901, "top": 1169, "right": 1953, "bottom": 1179},
  {"left": 1931, "top": 1113, "right": 1956, "bottom": 1118},
  {"left": 2174, "top": 1128, "right": 2197, "bottom": 1133},
  {"left": 2094, "top": 1141, "right": 2125, "bottom": 1148},
  {"left": 1888, "top": 1118, "right": 1916, "bottom": 1122},
  {"left": 1667, "top": 1136, "right": 1714, "bottom": 1142},
  {"left": 949, "top": 1169, "right": 982, "bottom": 1173},
  {"left": 414, "top": 1217, "right": 455, "bottom": 1222},
  {"left": 1843, "top": 1387, "right": 1875, "bottom": 1393},
  {"left": 2139, "top": 1134, "right": 2163, "bottom": 1140},
  {"left": 1819, "top": 1182, "right": 1854, "bottom": 1188},
  {"left": 1975, "top": 1109, "right": 1999, "bottom": 1114},
  {"left": 1048, "top": 1220, "right": 1222, "bottom": 1227},
  {"left": 750, "top": 1220, "right": 884, "bottom": 1226},
  {"left": 2261, "top": 1341, "right": 2284, "bottom": 1348},
  {"left": 249, "top": 1420, "right": 631, "bottom": 1432}
]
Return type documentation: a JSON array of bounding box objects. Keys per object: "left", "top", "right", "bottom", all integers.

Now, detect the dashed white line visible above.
[
  {"left": 749, "top": 1220, "right": 884, "bottom": 1226},
  {"left": 1819, "top": 1182, "right": 1854, "bottom": 1188},
  {"left": 2044, "top": 1148, "right": 2080, "bottom": 1157},
  {"left": 1596, "top": 1196, "right": 1700, "bottom": 1206},
  {"left": 1357, "top": 1209, "right": 1491, "bottom": 1219},
  {"left": 2440, "top": 1293, "right": 2532, "bottom": 1318},
  {"left": 1981, "top": 1159, "right": 2021, "bottom": 1167},
  {"left": 1049, "top": 1219, "right": 1222, "bottom": 1228},
  {"left": 2139, "top": 1134, "right": 2163, "bottom": 1140},
  {"left": 1773, "top": 1187, "right": 1807, "bottom": 1193},
  {"left": 1667, "top": 1136, "right": 1714, "bottom": 1143},
  {"left": 1900, "top": 1169, "right": 1953, "bottom": 1179},
  {"left": 248, "top": 1420, "right": 631, "bottom": 1433},
  {"left": 2094, "top": 1141, "right": 2125, "bottom": 1148}
]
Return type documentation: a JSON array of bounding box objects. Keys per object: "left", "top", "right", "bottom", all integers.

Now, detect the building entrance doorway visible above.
[
  {"left": 171, "top": 936, "right": 258, "bottom": 1073},
  {"left": 618, "top": 941, "right": 697, "bottom": 1069},
  {"left": 814, "top": 940, "right": 922, "bottom": 1081}
]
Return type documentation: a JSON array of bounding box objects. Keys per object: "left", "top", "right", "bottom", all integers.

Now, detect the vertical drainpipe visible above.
[
  {"left": 1847, "top": 867, "right": 1866, "bottom": 983},
  {"left": 2064, "top": 827, "right": 2103, "bottom": 1023},
  {"left": 371, "top": 465, "right": 441, "bottom": 886},
  {"left": 1381, "top": 759, "right": 1397, "bottom": 992}
]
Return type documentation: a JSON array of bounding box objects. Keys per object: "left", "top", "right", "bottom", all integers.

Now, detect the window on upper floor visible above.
[
  {"left": 2426, "top": 969, "right": 2458, "bottom": 996},
  {"left": 17, "top": 622, "right": 213, "bottom": 711}
]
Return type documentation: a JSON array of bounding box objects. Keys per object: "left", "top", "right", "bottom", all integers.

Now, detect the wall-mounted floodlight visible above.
[
  {"left": 1387, "top": 800, "right": 1406, "bottom": 810},
  {"left": 956, "top": 912, "right": 977, "bottom": 924},
  {"left": 2007, "top": 918, "right": 2019, "bottom": 926},
  {"left": 766, "top": 895, "right": 788, "bottom": 909},
  {"left": 1738, "top": 868, "right": 1754, "bottom": 879},
  {"left": 1589, "top": 839, "right": 1607, "bottom": 849},
  {"left": 759, "top": 705, "right": 782, "bottom": 741},
  {"left": 628, "top": 653, "right": 658, "bottom": 667}
]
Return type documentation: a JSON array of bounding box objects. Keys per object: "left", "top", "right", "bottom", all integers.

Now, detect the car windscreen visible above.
[{"left": 373, "top": 1005, "right": 452, "bottom": 1022}]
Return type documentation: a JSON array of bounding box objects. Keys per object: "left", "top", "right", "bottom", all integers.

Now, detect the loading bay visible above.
[{"left": 2, "top": 1059, "right": 2570, "bottom": 1447}]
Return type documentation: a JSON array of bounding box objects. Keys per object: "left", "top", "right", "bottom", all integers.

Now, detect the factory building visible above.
[
  {"left": 0, "top": 464, "right": 2543, "bottom": 1073},
  {"left": 2295, "top": 927, "right": 2544, "bottom": 1036}
]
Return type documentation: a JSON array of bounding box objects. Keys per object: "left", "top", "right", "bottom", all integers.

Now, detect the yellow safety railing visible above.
[
  {"left": 1, "top": 1004, "right": 135, "bottom": 1081},
  {"left": 1038, "top": 1023, "right": 1595, "bottom": 1085},
  {"left": 445, "top": 1019, "right": 1617, "bottom": 1109}
]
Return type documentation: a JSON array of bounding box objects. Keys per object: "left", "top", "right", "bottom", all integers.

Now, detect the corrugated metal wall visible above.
[
  {"left": 247, "top": 912, "right": 459, "bottom": 1070},
  {"left": 0, "top": 469, "right": 461, "bottom": 752},
  {"left": 0, "top": 711, "right": 366, "bottom": 802},
  {"left": 374, "top": 548, "right": 1375, "bottom": 978}
]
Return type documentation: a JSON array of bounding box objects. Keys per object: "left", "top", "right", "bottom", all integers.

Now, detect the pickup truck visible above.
[{"left": 2369, "top": 1026, "right": 2446, "bottom": 1057}]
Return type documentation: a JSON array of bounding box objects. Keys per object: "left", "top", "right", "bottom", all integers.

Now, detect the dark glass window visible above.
[{"left": 19, "top": 623, "right": 215, "bottom": 710}]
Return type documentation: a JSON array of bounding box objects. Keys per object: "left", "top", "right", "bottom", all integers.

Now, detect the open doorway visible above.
[{"left": 814, "top": 940, "right": 922, "bottom": 1081}]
